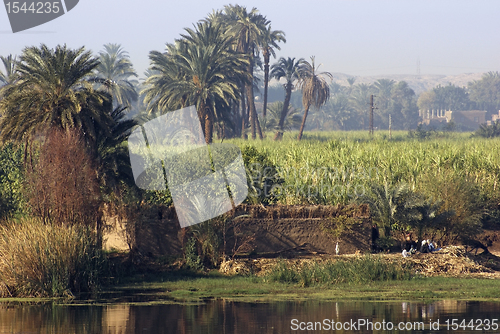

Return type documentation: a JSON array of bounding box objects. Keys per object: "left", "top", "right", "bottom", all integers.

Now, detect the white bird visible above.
[{"left": 335, "top": 242, "right": 339, "bottom": 255}]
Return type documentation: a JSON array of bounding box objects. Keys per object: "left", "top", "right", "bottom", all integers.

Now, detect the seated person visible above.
[{"left": 420, "top": 240, "right": 429, "bottom": 253}]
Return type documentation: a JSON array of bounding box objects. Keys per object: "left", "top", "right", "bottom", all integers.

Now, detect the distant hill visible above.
[{"left": 331, "top": 72, "right": 485, "bottom": 95}]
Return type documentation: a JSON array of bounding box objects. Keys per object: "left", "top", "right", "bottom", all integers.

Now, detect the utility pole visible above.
[
  {"left": 389, "top": 114, "right": 392, "bottom": 139},
  {"left": 369, "top": 95, "right": 376, "bottom": 136}
]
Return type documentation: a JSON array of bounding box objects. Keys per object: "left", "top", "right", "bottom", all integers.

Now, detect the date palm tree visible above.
[
  {"left": 260, "top": 26, "right": 286, "bottom": 119},
  {"left": 270, "top": 57, "right": 305, "bottom": 140},
  {"left": 0, "top": 55, "right": 17, "bottom": 86},
  {"left": 142, "top": 21, "right": 250, "bottom": 144},
  {"left": 261, "top": 101, "right": 301, "bottom": 131},
  {"left": 94, "top": 43, "right": 138, "bottom": 108},
  {"left": 222, "top": 4, "right": 267, "bottom": 140},
  {"left": 0, "top": 44, "right": 112, "bottom": 149},
  {"left": 297, "top": 56, "right": 332, "bottom": 140}
]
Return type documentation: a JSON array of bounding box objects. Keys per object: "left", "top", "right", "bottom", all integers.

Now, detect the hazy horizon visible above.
[{"left": 1, "top": 0, "right": 499, "bottom": 79}]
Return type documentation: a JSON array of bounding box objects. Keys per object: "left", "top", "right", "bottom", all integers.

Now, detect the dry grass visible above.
[{"left": 0, "top": 218, "right": 105, "bottom": 298}]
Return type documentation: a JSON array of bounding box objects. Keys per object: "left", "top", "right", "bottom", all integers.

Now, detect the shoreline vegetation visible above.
[
  {"left": 0, "top": 132, "right": 500, "bottom": 302},
  {"left": 1, "top": 4, "right": 500, "bottom": 305}
]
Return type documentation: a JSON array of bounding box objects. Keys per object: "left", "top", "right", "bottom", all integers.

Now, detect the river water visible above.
[{"left": 0, "top": 300, "right": 498, "bottom": 333}]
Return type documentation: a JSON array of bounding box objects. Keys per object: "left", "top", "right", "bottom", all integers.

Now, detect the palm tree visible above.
[
  {"left": 358, "top": 181, "right": 416, "bottom": 238},
  {"left": 297, "top": 56, "right": 332, "bottom": 140},
  {"left": 142, "top": 21, "right": 250, "bottom": 144},
  {"left": 95, "top": 105, "right": 137, "bottom": 197},
  {"left": 94, "top": 43, "right": 138, "bottom": 108},
  {"left": 260, "top": 26, "right": 286, "bottom": 119},
  {"left": 260, "top": 101, "right": 301, "bottom": 131},
  {"left": 0, "top": 44, "right": 112, "bottom": 149},
  {"left": 222, "top": 4, "right": 267, "bottom": 140},
  {"left": 373, "top": 79, "right": 395, "bottom": 127},
  {"left": 270, "top": 57, "right": 305, "bottom": 140},
  {"left": 349, "top": 83, "right": 373, "bottom": 130},
  {"left": 0, "top": 55, "right": 17, "bottom": 86}
]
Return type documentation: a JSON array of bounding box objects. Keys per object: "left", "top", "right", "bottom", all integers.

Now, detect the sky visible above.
[{"left": 1, "top": 0, "right": 499, "bottom": 79}]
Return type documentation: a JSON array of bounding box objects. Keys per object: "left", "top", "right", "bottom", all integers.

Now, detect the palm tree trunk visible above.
[
  {"left": 247, "top": 86, "right": 256, "bottom": 140},
  {"left": 297, "top": 105, "right": 310, "bottom": 141},
  {"left": 240, "top": 86, "right": 246, "bottom": 139},
  {"left": 204, "top": 109, "right": 214, "bottom": 144},
  {"left": 255, "top": 113, "right": 263, "bottom": 139},
  {"left": 275, "top": 82, "right": 292, "bottom": 141},
  {"left": 263, "top": 51, "right": 270, "bottom": 119},
  {"left": 246, "top": 59, "right": 262, "bottom": 140}
]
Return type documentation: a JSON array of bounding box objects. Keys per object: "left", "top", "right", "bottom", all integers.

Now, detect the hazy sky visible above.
[{"left": 1, "top": 0, "right": 499, "bottom": 79}]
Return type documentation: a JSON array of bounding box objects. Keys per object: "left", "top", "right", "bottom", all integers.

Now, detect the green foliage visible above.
[
  {"left": 260, "top": 101, "right": 302, "bottom": 131},
  {"left": 468, "top": 71, "right": 500, "bottom": 113},
  {"left": 0, "top": 218, "right": 105, "bottom": 297},
  {"left": 417, "top": 172, "right": 488, "bottom": 243},
  {"left": 474, "top": 121, "right": 500, "bottom": 138},
  {"left": 241, "top": 145, "right": 283, "bottom": 204},
  {"left": 95, "top": 43, "right": 138, "bottom": 108},
  {"left": 417, "top": 84, "right": 471, "bottom": 112},
  {"left": 375, "top": 236, "right": 395, "bottom": 252},
  {"left": 0, "top": 44, "right": 113, "bottom": 147},
  {"left": 357, "top": 181, "right": 416, "bottom": 237},
  {"left": 267, "top": 256, "right": 413, "bottom": 286},
  {"left": 184, "top": 237, "right": 203, "bottom": 271},
  {"left": 0, "top": 144, "right": 25, "bottom": 219}
]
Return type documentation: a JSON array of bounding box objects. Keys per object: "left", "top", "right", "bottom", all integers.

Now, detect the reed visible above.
[{"left": 0, "top": 218, "right": 105, "bottom": 297}]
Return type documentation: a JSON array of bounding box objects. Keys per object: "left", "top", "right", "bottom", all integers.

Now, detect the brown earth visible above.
[
  {"left": 104, "top": 204, "right": 372, "bottom": 257},
  {"left": 103, "top": 204, "right": 500, "bottom": 278}
]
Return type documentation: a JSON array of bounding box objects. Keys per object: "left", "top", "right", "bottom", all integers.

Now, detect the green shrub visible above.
[
  {"left": 0, "top": 218, "right": 105, "bottom": 297},
  {"left": 241, "top": 146, "right": 283, "bottom": 205},
  {"left": 0, "top": 143, "right": 25, "bottom": 220},
  {"left": 184, "top": 237, "right": 203, "bottom": 271},
  {"left": 267, "top": 256, "right": 413, "bottom": 286},
  {"left": 266, "top": 260, "right": 298, "bottom": 284}
]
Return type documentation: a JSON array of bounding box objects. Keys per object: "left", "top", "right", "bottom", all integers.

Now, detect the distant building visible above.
[{"left": 419, "top": 109, "right": 486, "bottom": 130}]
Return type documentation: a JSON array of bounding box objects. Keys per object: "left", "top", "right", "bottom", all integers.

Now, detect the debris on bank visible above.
[{"left": 219, "top": 246, "right": 500, "bottom": 278}]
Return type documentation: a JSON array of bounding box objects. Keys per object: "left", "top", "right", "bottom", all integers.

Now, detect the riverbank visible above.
[
  {"left": 100, "top": 274, "right": 500, "bottom": 305},
  {"left": 98, "top": 247, "right": 500, "bottom": 305}
]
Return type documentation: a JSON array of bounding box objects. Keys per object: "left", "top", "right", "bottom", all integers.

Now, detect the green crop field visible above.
[{"left": 229, "top": 131, "right": 500, "bottom": 206}]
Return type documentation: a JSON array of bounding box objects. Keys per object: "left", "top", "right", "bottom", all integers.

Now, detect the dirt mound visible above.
[{"left": 219, "top": 246, "right": 500, "bottom": 278}]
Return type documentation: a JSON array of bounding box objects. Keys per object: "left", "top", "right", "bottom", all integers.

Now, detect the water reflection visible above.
[{"left": 0, "top": 300, "right": 498, "bottom": 333}]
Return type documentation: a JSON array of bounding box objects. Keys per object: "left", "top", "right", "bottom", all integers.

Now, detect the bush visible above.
[
  {"left": 0, "top": 219, "right": 105, "bottom": 297},
  {"left": 0, "top": 143, "right": 25, "bottom": 220},
  {"left": 474, "top": 121, "right": 500, "bottom": 138},
  {"left": 417, "top": 172, "right": 486, "bottom": 244},
  {"left": 241, "top": 146, "right": 282, "bottom": 205},
  {"left": 25, "top": 129, "right": 101, "bottom": 226}
]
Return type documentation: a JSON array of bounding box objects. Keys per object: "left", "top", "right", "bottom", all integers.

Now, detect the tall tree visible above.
[
  {"left": 349, "top": 83, "right": 373, "bottom": 130},
  {"left": 390, "top": 81, "right": 419, "bottom": 130},
  {"left": 468, "top": 72, "right": 500, "bottom": 114},
  {"left": 297, "top": 56, "right": 332, "bottom": 140},
  {"left": 260, "top": 26, "right": 286, "bottom": 119},
  {"left": 94, "top": 43, "right": 138, "bottom": 108},
  {"left": 142, "top": 21, "right": 250, "bottom": 144},
  {"left": 270, "top": 57, "right": 305, "bottom": 140},
  {"left": 0, "top": 44, "right": 112, "bottom": 149},
  {"left": 222, "top": 4, "right": 267, "bottom": 139},
  {"left": 417, "top": 84, "right": 471, "bottom": 112}
]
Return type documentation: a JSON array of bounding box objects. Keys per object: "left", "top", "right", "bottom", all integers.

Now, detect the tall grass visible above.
[
  {"left": 267, "top": 256, "right": 413, "bottom": 287},
  {"left": 228, "top": 131, "right": 500, "bottom": 205},
  {"left": 0, "top": 218, "right": 105, "bottom": 298}
]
